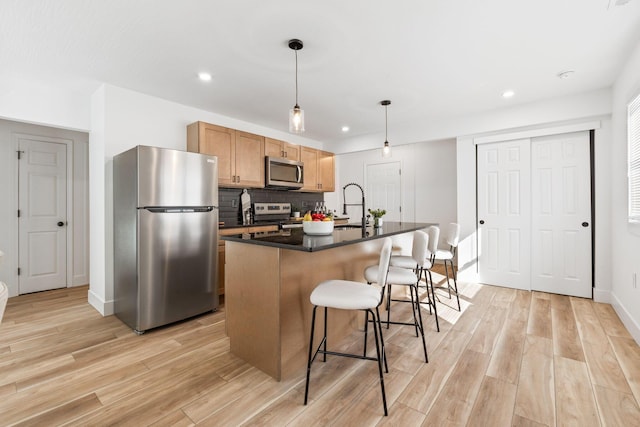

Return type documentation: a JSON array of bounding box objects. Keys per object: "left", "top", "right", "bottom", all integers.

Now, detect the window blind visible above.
[{"left": 629, "top": 92, "right": 640, "bottom": 222}]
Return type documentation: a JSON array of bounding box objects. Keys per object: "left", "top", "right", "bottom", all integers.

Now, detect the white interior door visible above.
[
  {"left": 366, "top": 162, "right": 402, "bottom": 222},
  {"left": 18, "top": 139, "right": 68, "bottom": 294},
  {"left": 531, "top": 132, "right": 592, "bottom": 298},
  {"left": 477, "top": 139, "right": 531, "bottom": 290}
]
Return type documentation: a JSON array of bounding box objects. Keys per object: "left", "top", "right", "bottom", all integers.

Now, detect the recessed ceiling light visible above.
[
  {"left": 502, "top": 90, "right": 515, "bottom": 98},
  {"left": 198, "top": 72, "right": 212, "bottom": 82},
  {"left": 341, "top": 126, "right": 350, "bottom": 132},
  {"left": 557, "top": 70, "right": 575, "bottom": 80}
]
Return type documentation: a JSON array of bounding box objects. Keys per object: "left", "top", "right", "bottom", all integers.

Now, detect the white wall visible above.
[
  {"left": 610, "top": 41, "right": 640, "bottom": 342},
  {"left": 328, "top": 139, "right": 457, "bottom": 248},
  {"left": 0, "top": 119, "right": 90, "bottom": 297},
  {"left": 0, "top": 75, "right": 92, "bottom": 132}
]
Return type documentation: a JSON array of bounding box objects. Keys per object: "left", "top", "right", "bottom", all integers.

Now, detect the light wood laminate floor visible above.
[{"left": 1, "top": 268, "right": 640, "bottom": 426}]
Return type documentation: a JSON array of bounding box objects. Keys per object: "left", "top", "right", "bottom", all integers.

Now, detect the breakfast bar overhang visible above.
[{"left": 222, "top": 222, "right": 433, "bottom": 381}]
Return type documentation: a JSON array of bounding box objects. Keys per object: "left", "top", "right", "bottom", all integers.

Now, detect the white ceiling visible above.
[{"left": 2, "top": 0, "right": 640, "bottom": 144}]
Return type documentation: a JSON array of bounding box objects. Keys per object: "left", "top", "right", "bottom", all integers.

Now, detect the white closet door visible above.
[
  {"left": 531, "top": 132, "right": 592, "bottom": 298},
  {"left": 477, "top": 139, "right": 531, "bottom": 290},
  {"left": 18, "top": 138, "right": 68, "bottom": 294}
]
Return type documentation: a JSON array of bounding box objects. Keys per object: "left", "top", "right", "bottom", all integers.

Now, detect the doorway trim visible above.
[
  {"left": 474, "top": 120, "right": 601, "bottom": 145},
  {"left": 14, "top": 133, "right": 74, "bottom": 291}
]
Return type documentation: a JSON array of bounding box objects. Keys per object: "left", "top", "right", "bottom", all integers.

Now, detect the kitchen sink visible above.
[{"left": 334, "top": 224, "right": 363, "bottom": 229}]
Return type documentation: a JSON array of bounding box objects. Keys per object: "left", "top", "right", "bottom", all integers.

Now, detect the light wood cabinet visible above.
[
  {"left": 300, "top": 146, "right": 335, "bottom": 192},
  {"left": 187, "top": 121, "right": 264, "bottom": 188},
  {"left": 187, "top": 121, "right": 334, "bottom": 192},
  {"left": 318, "top": 150, "right": 335, "bottom": 192},
  {"left": 265, "top": 138, "right": 300, "bottom": 161}
]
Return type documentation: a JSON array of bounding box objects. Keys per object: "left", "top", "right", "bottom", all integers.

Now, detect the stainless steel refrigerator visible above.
[{"left": 113, "top": 145, "right": 219, "bottom": 334}]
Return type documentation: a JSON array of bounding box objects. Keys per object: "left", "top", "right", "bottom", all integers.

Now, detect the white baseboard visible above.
[
  {"left": 88, "top": 289, "right": 114, "bottom": 316},
  {"left": 593, "top": 287, "right": 611, "bottom": 304},
  {"left": 610, "top": 292, "right": 640, "bottom": 345}
]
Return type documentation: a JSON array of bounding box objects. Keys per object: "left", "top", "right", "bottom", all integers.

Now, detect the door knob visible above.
[
  {"left": 582, "top": 222, "right": 589, "bottom": 227},
  {"left": 57, "top": 221, "right": 65, "bottom": 227},
  {"left": 479, "top": 220, "right": 485, "bottom": 225}
]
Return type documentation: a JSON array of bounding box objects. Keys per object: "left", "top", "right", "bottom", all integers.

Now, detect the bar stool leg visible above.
[
  {"left": 304, "top": 306, "right": 318, "bottom": 405},
  {"left": 370, "top": 308, "right": 388, "bottom": 416},
  {"left": 413, "top": 283, "right": 429, "bottom": 363}
]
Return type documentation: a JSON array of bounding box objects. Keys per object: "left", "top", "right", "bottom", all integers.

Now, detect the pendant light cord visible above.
[
  {"left": 295, "top": 49, "right": 299, "bottom": 106},
  {"left": 385, "top": 104, "right": 388, "bottom": 142}
]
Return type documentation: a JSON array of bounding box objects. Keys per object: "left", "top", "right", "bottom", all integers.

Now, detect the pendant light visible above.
[
  {"left": 381, "top": 100, "right": 392, "bottom": 158},
  {"left": 288, "top": 39, "right": 305, "bottom": 134}
]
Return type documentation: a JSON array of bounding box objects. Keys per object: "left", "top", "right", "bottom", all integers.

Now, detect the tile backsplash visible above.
[{"left": 218, "top": 188, "right": 324, "bottom": 226}]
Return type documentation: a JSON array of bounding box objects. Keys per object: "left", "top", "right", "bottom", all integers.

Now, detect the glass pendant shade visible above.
[
  {"left": 382, "top": 140, "right": 391, "bottom": 158},
  {"left": 289, "top": 104, "right": 305, "bottom": 133}
]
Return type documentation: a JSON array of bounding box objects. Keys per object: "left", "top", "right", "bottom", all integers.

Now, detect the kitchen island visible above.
[{"left": 223, "top": 222, "right": 433, "bottom": 380}]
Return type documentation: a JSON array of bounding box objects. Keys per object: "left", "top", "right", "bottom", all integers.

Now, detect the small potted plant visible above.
[
  {"left": 291, "top": 204, "right": 301, "bottom": 218},
  {"left": 368, "top": 208, "right": 386, "bottom": 227}
]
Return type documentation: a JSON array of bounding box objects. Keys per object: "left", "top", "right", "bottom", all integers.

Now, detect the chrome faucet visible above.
[{"left": 342, "top": 182, "right": 366, "bottom": 227}]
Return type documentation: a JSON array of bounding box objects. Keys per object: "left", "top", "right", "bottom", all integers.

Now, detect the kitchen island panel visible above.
[
  {"left": 225, "top": 242, "right": 281, "bottom": 379},
  {"left": 225, "top": 231, "right": 415, "bottom": 381}
]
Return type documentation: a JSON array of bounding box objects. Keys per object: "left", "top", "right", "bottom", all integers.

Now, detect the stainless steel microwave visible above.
[{"left": 265, "top": 156, "right": 304, "bottom": 189}]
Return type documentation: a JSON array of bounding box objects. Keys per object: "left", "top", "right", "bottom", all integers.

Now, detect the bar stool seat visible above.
[
  {"left": 310, "top": 280, "right": 382, "bottom": 310},
  {"left": 364, "top": 265, "right": 416, "bottom": 285},
  {"left": 390, "top": 254, "right": 433, "bottom": 270}
]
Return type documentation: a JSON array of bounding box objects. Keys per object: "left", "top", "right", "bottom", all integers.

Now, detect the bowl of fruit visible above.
[{"left": 302, "top": 211, "right": 334, "bottom": 235}]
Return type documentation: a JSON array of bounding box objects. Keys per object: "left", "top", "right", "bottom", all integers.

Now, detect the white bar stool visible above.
[
  {"left": 389, "top": 227, "right": 440, "bottom": 332},
  {"left": 364, "top": 231, "right": 430, "bottom": 362},
  {"left": 304, "top": 238, "right": 393, "bottom": 416},
  {"left": 435, "top": 223, "right": 461, "bottom": 311}
]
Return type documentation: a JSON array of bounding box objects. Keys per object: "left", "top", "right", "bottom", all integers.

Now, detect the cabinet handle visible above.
[{"left": 237, "top": 176, "right": 240, "bottom": 183}]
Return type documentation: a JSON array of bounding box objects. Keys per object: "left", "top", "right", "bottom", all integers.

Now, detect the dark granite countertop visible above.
[{"left": 221, "top": 221, "right": 434, "bottom": 252}]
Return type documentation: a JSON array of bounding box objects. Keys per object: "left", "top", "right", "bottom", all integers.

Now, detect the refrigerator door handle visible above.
[{"left": 143, "top": 206, "right": 215, "bottom": 213}]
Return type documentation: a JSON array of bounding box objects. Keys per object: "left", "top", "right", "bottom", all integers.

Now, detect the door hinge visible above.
[
  {"left": 399, "top": 169, "right": 402, "bottom": 175},
  {"left": 17, "top": 150, "right": 24, "bottom": 159},
  {"left": 399, "top": 206, "right": 402, "bottom": 213},
  {"left": 17, "top": 267, "right": 21, "bottom": 276},
  {"left": 17, "top": 209, "right": 21, "bottom": 218}
]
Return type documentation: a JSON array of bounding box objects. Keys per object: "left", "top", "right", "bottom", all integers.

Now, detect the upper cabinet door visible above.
[
  {"left": 265, "top": 138, "right": 283, "bottom": 158},
  {"left": 235, "top": 131, "right": 265, "bottom": 188},
  {"left": 188, "top": 122, "right": 235, "bottom": 186},
  {"left": 318, "top": 151, "right": 335, "bottom": 192},
  {"left": 300, "top": 146, "right": 318, "bottom": 192},
  {"left": 265, "top": 138, "right": 300, "bottom": 161},
  {"left": 283, "top": 142, "right": 300, "bottom": 161}
]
